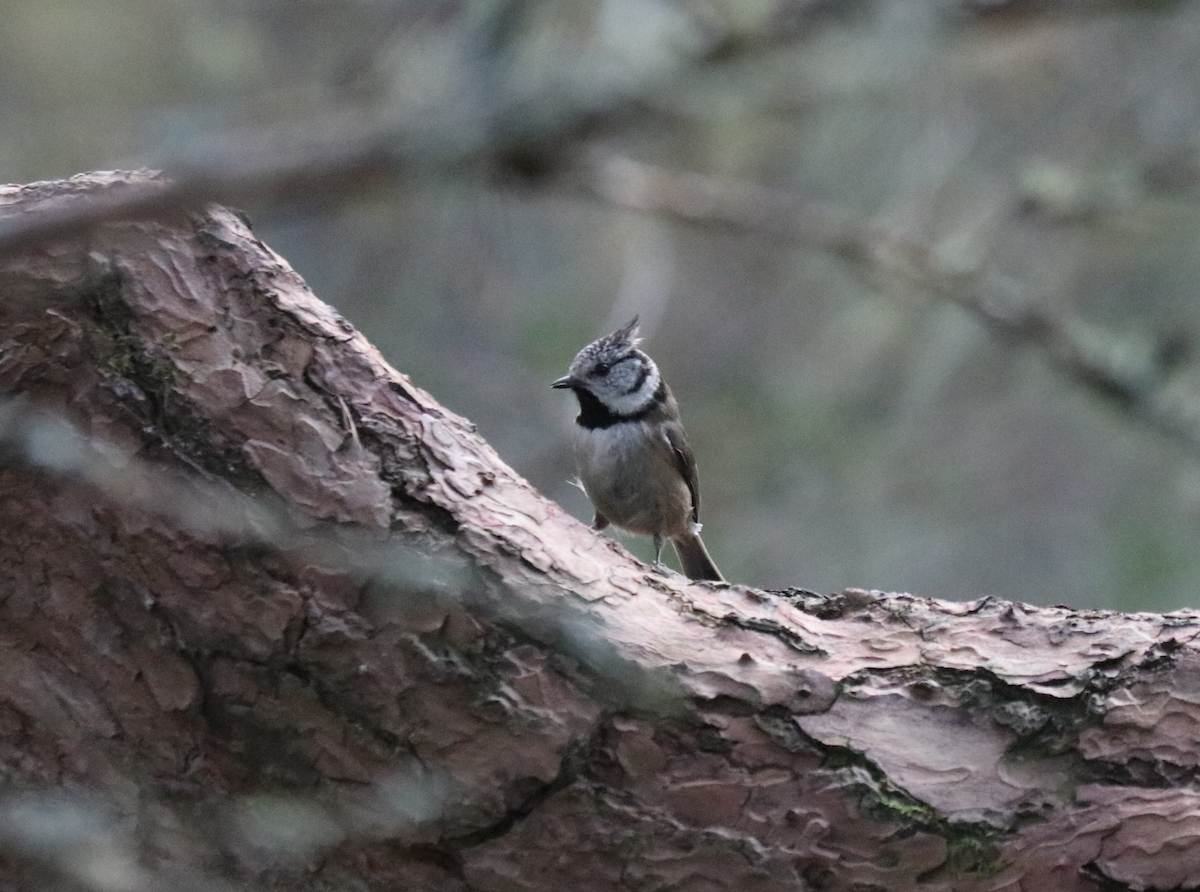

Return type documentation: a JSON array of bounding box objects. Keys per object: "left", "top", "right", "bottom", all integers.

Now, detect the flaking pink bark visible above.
[{"left": 0, "top": 171, "right": 1197, "bottom": 891}]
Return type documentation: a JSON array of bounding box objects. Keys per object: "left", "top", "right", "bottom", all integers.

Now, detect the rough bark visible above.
[{"left": 0, "top": 171, "right": 1197, "bottom": 892}]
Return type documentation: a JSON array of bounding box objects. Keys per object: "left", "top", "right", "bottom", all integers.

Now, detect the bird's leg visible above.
[{"left": 652, "top": 534, "right": 664, "bottom": 567}]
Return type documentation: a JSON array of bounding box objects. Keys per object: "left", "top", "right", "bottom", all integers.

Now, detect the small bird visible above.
[{"left": 552, "top": 318, "right": 724, "bottom": 582}]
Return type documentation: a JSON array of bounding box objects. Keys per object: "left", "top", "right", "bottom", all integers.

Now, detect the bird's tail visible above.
[{"left": 673, "top": 532, "right": 724, "bottom": 582}]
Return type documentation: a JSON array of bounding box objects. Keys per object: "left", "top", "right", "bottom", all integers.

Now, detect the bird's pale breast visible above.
[{"left": 573, "top": 420, "right": 692, "bottom": 537}]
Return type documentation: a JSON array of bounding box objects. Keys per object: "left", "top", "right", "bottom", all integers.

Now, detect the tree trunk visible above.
[{"left": 0, "top": 170, "right": 1195, "bottom": 892}]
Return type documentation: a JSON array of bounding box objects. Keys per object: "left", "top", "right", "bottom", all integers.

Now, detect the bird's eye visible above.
[{"left": 593, "top": 363, "right": 610, "bottom": 376}]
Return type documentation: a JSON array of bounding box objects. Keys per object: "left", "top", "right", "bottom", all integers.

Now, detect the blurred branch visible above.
[
  {"left": 0, "top": 1, "right": 845, "bottom": 261},
  {"left": 588, "top": 153, "right": 1200, "bottom": 456},
  {"left": 0, "top": 118, "right": 404, "bottom": 258}
]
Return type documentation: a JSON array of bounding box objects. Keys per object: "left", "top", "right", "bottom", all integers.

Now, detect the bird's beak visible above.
[{"left": 551, "top": 375, "right": 577, "bottom": 390}]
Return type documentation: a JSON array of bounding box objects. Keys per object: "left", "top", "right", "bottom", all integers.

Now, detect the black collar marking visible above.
[{"left": 574, "top": 381, "right": 667, "bottom": 430}]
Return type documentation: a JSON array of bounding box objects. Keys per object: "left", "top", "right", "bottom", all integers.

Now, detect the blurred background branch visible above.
[
  {"left": 0, "top": 0, "right": 819, "bottom": 256},
  {"left": 588, "top": 153, "right": 1200, "bottom": 458}
]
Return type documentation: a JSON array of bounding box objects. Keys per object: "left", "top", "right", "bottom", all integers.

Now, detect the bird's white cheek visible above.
[{"left": 604, "top": 365, "right": 660, "bottom": 417}]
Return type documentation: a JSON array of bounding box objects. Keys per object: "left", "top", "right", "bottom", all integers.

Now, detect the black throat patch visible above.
[{"left": 573, "top": 382, "right": 666, "bottom": 430}]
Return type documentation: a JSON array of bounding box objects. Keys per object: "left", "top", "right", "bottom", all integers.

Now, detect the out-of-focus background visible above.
[{"left": 5, "top": 0, "right": 1200, "bottom": 610}]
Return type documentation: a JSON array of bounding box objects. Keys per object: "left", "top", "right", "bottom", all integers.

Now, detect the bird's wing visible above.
[{"left": 662, "top": 422, "right": 701, "bottom": 523}]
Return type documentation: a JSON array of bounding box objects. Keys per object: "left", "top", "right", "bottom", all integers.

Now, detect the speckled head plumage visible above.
[{"left": 552, "top": 317, "right": 664, "bottom": 423}]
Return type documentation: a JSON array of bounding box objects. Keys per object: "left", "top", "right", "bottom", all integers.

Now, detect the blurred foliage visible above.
[{"left": 4, "top": 0, "right": 1200, "bottom": 609}]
